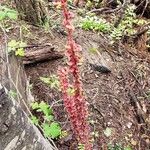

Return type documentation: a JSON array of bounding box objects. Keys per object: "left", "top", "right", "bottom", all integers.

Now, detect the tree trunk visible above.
[{"left": 14, "top": 0, "right": 47, "bottom": 25}]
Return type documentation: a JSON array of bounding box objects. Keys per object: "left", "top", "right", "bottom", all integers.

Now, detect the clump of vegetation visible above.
[
  {"left": 31, "top": 101, "right": 62, "bottom": 139},
  {"left": 8, "top": 40, "right": 26, "bottom": 56},
  {"left": 40, "top": 75, "right": 60, "bottom": 90},
  {"left": 79, "top": 4, "right": 148, "bottom": 44},
  {"left": 80, "top": 15, "right": 111, "bottom": 33},
  {"left": 110, "top": 5, "right": 137, "bottom": 41},
  {"left": 0, "top": 6, "right": 26, "bottom": 57},
  {"left": 0, "top": 5, "right": 18, "bottom": 21}
]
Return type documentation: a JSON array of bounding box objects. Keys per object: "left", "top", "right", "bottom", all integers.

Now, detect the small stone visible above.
[
  {"left": 90, "top": 63, "right": 111, "bottom": 73},
  {"left": 146, "top": 139, "right": 150, "bottom": 144},
  {"left": 126, "top": 122, "right": 132, "bottom": 129},
  {"left": 131, "top": 139, "right": 137, "bottom": 146}
]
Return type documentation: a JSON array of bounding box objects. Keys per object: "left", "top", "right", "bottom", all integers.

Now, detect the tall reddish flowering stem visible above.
[{"left": 58, "top": 0, "right": 91, "bottom": 149}]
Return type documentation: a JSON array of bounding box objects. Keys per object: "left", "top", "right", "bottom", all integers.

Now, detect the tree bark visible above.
[
  {"left": 23, "top": 46, "right": 64, "bottom": 65},
  {"left": 14, "top": 0, "right": 48, "bottom": 25}
]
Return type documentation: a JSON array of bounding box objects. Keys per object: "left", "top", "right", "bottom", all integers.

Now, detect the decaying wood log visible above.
[{"left": 23, "top": 47, "right": 64, "bottom": 65}]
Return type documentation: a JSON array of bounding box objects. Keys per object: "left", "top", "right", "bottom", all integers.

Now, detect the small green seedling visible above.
[
  {"left": 8, "top": 90, "right": 17, "bottom": 98},
  {"left": 89, "top": 47, "right": 98, "bottom": 54},
  {"left": 110, "top": 4, "right": 137, "bottom": 41},
  {"left": 31, "top": 115, "right": 39, "bottom": 125},
  {"left": 40, "top": 75, "right": 60, "bottom": 90},
  {"left": 31, "top": 101, "right": 62, "bottom": 139}
]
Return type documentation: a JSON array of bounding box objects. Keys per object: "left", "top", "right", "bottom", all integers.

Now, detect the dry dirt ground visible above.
[{"left": 24, "top": 24, "right": 150, "bottom": 150}]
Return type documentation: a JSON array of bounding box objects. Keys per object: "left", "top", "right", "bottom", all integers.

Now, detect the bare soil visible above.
[{"left": 24, "top": 25, "right": 150, "bottom": 150}]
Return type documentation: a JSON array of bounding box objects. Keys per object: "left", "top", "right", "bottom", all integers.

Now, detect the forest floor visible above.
[
  {"left": 25, "top": 20, "right": 150, "bottom": 150},
  {"left": 1, "top": 4, "right": 150, "bottom": 150}
]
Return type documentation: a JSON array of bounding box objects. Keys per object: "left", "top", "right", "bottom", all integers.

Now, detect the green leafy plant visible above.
[
  {"left": 31, "top": 101, "right": 62, "bottom": 139},
  {"left": 42, "top": 122, "right": 61, "bottom": 138},
  {"left": 40, "top": 75, "right": 60, "bottom": 90},
  {"left": 110, "top": 5, "right": 137, "bottom": 41},
  {"left": 80, "top": 16, "right": 111, "bottom": 33},
  {"left": 8, "top": 40, "right": 26, "bottom": 56},
  {"left": 0, "top": 5, "right": 18, "bottom": 21}
]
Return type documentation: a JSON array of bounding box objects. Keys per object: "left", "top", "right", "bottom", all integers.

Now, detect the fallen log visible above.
[{"left": 23, "top": 47, "right": 64, "bottom": 65}]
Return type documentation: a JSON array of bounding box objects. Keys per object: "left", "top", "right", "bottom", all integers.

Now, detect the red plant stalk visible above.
[
  {"left": 58, "top": 68, "right": 79, "bottom": 133},
  {"left": 58, "top": 0, "right": 92, "bottom": 149}
]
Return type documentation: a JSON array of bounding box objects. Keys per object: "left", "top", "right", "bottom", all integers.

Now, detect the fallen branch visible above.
[
  {"left": 23, "top": 47, "right": 64, "bottom": 65},
  {"left": 140, "top": 0, "right": 149, "bottom": 17},
  {"left": 132, "top": 23, "right": 150, "bottom": 37},
  {"left": 86, "top": 0, "right": 125, "bottom": 15},
  {"left": 86, "top": 7, "right": 110, "bottom": 14}
]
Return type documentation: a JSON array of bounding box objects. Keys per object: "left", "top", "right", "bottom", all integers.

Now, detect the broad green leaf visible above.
[
  {"left": 104, "top": 127, "right": 112, "bottom": 137},
  {"left": 15, "top": 48, "right": 25, "bottom": 56},
  {"left": 19, "top": 41, "right": 27, "bottom": 47},
  {"left": 0, "top": 11, "right": 6, "bottom": 20},
  {"left": 48, "top": 122, "right": 61, "bottom": 139},
  {"left": 42, "top": 122, "right": 61, "bottom": 138},
  {"left": 31, "top": 102, "right": 39, "bottom": 110},
  {"left": 31, "top": 115, "right": 39, "bottom": 125},
  {"left": 42, "top": 123, "right": 51, "bottom": 137},
  {"left": 8, "top": 40, "right": 18, "bottom": 49},
  {"left": 39, "top": 101, "right": 52, "bottom": 116},
  {"left": 44, "top": 115, "right": 54, "bottom": 121},
  {"left": 7, "top": 11, "right": 18, "bottom": 20},
  {"left": 40, "top": 77, "right": 51, "bottom": 84}
]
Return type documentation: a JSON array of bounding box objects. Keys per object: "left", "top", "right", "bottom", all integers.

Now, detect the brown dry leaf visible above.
[{"left": 131, "top": 139, "right": 137, "bottom": 146}]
